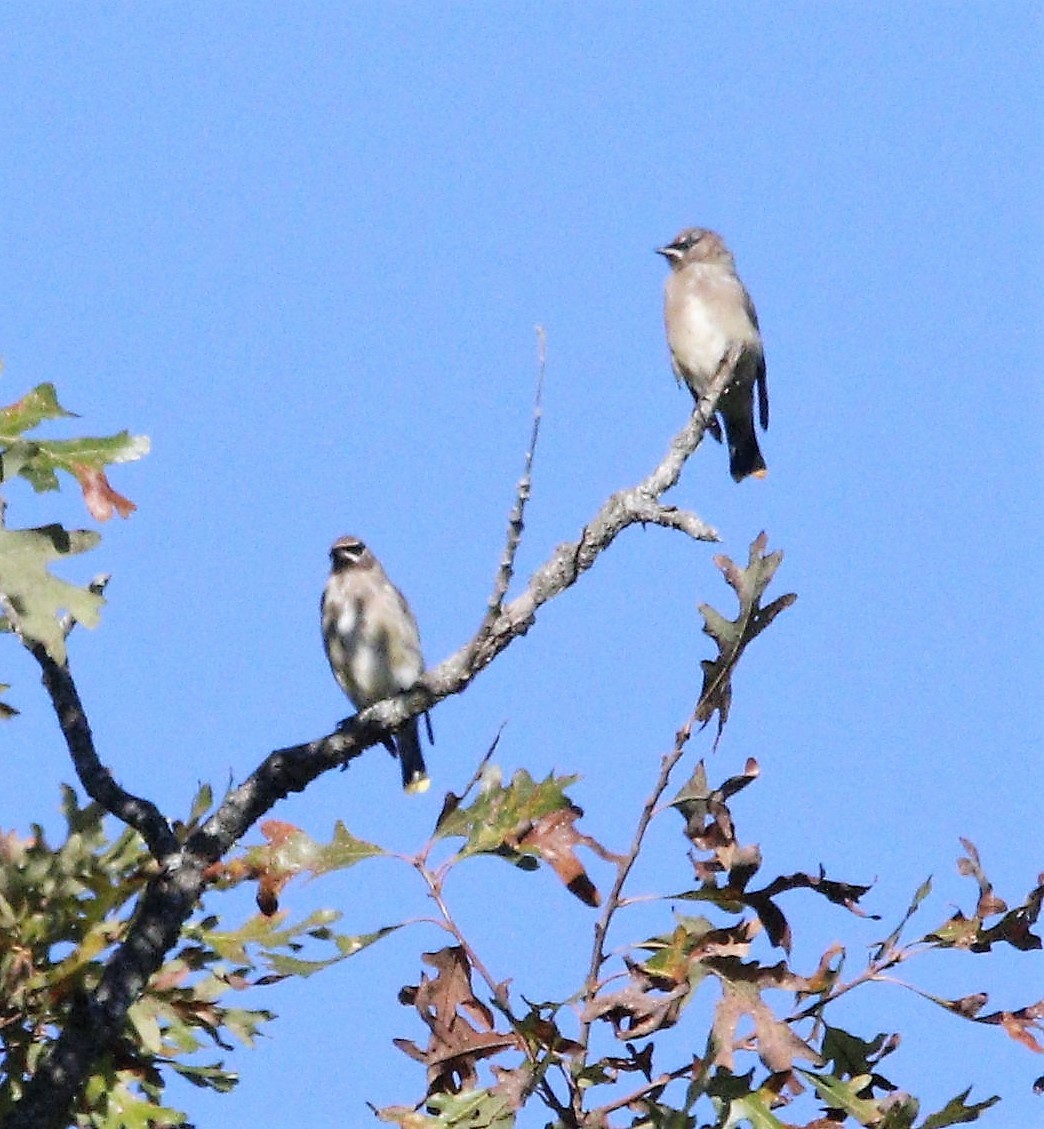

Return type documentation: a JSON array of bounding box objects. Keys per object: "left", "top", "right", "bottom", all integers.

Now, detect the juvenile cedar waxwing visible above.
[
  {"left": 657, "top": 227, "right": 769, "bottom": 482},
  {"left": 321, "top": 536, "right": 430, "bottom": 793}
]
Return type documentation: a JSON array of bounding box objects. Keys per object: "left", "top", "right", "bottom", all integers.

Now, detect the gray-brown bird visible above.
[
  {"left": 657, "top": 227, "right": 769, "bottom": 482},
  {"left": 321, "top": 535, "right": 430, "bottom": 793}
]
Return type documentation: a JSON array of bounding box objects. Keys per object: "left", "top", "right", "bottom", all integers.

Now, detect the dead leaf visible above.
[
  {"left": 711, "top": 975, "right": 821, "bottom": 1073},
  {"left": 397, "top": 946, "right": 520, "bottom": 1096},
  {"left": 70, "top": 463, "right": 137, "bottom": 521},
  {"left": 957, "top": 839, "right": 1008, "bottom": 918},
  {"left": 489, "top": 1062, "right": 535, "bottom": 1110},
  {"left": 581, "top": 963, "right": 690, "bottom": 1040},
  {"left": 990, "top": 1001, "right": 1044, "bottom": 1052},
  {"left": 515, "top": 806, "right": 605, "bottom": 906}
]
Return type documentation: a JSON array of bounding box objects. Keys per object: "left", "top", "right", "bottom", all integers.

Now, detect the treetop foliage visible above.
[{"left": 1, "top": 370, "right": 1040, "bottom": 1128}]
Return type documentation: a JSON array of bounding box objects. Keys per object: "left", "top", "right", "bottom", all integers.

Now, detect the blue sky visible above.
[{"left": 2, "top": 5, "right": 1041, "bottom": 1127}]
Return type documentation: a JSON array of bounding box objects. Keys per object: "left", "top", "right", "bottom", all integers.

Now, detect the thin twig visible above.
[
  {"left": 592, "top": 1062, "right": 697, "bottom": 1119},
  {"left": 573, "top": 710, "right": 699, "bottom": 1074},
  {"left": 422, "top": 349, "right": 736, "bottom": 708},
  {"left": 788, "top": 943, "right": 925, "bottom": 1023},
  {"left": 581, "top": 745, "right": 683, "bottom": 1002},
  {"left": 453, "top": 724, "right": 508, "bottom": 807},
  {"left": 475, "top": 325, "right": 548, "bottom": 646},
  {"left": 420, "top": 863, "right": 512, "bottom": 1012},
  {"left": 418, "top": 860, "right": 578, "bottom": 1124}
]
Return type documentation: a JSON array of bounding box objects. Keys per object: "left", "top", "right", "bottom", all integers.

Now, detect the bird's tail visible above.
[
  {"left": 722, "top": 402, "right": 767, "bottom": 483},
  {"left": 396, "top": 717, "right": 430, "bottom": 794}
]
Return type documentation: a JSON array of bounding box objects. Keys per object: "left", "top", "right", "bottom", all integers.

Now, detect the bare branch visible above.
[
  {"left": 424, "top": 348, "right": 734, "bottom": 700},
  {"left": 477, "top": 325, "right": 548, "bottom": 639}
]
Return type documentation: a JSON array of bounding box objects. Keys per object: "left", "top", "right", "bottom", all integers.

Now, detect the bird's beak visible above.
[{"left": 656, "top": 244, "right": 679, "bottom": 260}]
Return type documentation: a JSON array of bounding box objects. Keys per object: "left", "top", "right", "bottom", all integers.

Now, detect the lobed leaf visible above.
[
  {"left": 0, "top": 524, "right": 103, "bottom": 662},
  {"left": 920, "top": 1087, "right": 1001, "bottom": 1127},
  {"left": 799, "top": 1069, "right": 887, "bottom": 1125},
  {"left": 211, "top": 819, "right": 385, "bottom": 915},
  {"left": 435, "top": 769, "right": 580, "bottom": 856},
  {"left": 0, "top": 382, "right": 77, "bottom": 435},
  {"left": 721, "top": 1092, "right": 787, "bottom": 1128},
  {"left": 694, "top": 533, "right": 796, "bottom": 744},
  {"left": 0, "top": 382, "right": 149, "bottom": 519},
  {"left": 396, "top": 947, "right": 521, "bottom": 1100}
]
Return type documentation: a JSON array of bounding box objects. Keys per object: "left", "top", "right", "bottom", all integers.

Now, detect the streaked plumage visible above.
[
  {"left": 657, "top": 227, "right": 769, "bottom": 482},
  {"left": 321, "top": 535, "right": 429, "bottom": 793}
]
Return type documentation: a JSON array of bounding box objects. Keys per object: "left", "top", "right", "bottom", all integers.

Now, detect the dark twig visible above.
[
  {"left": 5, "top": 574, "right": 178, "bottom": 862},
  {"left": 451, "top": 723, "right": 508, "bottom": 807},
  {"left": 30, "top": 644, "right": 179, "bottom": 862}
]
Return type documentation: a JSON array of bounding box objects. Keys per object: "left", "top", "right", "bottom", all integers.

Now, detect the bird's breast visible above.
[
  {"left": 666, "top": 295, "right": 732, "bottom": 379},
  {"left": 665, "top": 268, "right": 761, "bottom": 387},
  {"left": 322, "top": 580, "right": 422, "bottom": 706}
]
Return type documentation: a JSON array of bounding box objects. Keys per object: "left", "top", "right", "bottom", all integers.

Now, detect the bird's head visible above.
[
  {"left": 329, "top": 535, "right": 374, "bottom": 572},
  {"left": 656, "top": 227, "right": 732, "bottom": 269}
]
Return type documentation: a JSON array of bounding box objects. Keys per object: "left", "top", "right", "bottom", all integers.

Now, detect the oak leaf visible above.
[{"left": 695, "top": 533, "right": 795, "bottom": 743}]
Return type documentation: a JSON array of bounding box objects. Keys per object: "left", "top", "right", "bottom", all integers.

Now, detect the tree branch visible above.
[
  {"left": 10, "top": 350, "right": 736, "bottom": 1128},
  {"left": 30, "top": 643, "right": 179, "bottom": 862}
]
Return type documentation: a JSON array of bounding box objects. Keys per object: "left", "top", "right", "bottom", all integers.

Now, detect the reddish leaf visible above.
[
  {"left": 70, "top": 463, "right": 137, "bottom": 521},
  {"left": 211, "top": 820, "right": 383, "bottom": 916},
  {"left": 993, "top": 1002, "right": 1044, "bottom": 1053},
  {"left": 259, "top": 819, "right": 301, "bottom": 848},
  {"left": 516, "top": 806, "right": 604, "bottom": 906}
]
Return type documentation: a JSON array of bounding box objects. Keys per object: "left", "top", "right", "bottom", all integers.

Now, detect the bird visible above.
[
  {"left": 657, "top": 227, "right": 769, "bottom": 482},
  {"left": 320, "top": 535, "right": 430, "bottom": 793}
]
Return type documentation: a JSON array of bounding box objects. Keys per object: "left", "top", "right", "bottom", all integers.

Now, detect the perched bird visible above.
[
  {"left": 657, "top": 227, "right": 769, "bottom": 482},
  {"left": 321, "top": 535, "right": 430, "bottom": 793}
]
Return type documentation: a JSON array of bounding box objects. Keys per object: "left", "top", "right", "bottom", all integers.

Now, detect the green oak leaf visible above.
[{"left": 0, "top": 524, "right": 103, "bottom": 662}]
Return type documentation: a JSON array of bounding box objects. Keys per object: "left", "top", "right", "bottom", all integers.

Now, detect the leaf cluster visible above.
[
  {"left": 0, "top": 380, "right": 148, "bottom": 696},
  {"left": 0, "top": 787, "right": 382, "bottom": 1127},
  {"left": 368, "top": 756, "right": 1042, "bottom": 1128}
]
